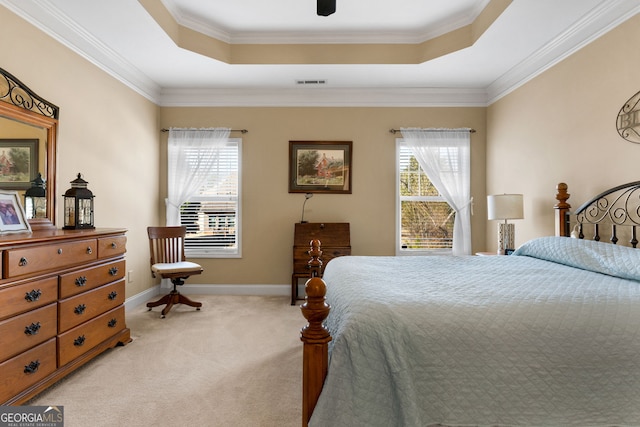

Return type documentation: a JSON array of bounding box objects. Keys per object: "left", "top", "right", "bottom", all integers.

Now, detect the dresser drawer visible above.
[
  {"left": 294, "top": 223, "right": 350, "bottom": 246},
  {"left": 98, "top": 235, "right": 127, "bottom": 259},
  {"left": 4, "top": 239, "right": 98, "bottom": 278},
  {"left": 58, "top": 280, "right": 125, "bottom": 333},
  {"left": 0, "top": 277, "right": 58, "bottom": 320},
  {"left": 58, "top": 306, "right": 125, "bottom": 366},
  {"left": 0, "top": 338, "right": 57, "bottom": 403},
  {"left": 59, "top": 259, "right": 125, "bottom": 299},
  {"left": 0, "top": 304, "right": 57, "bottom": 362}
]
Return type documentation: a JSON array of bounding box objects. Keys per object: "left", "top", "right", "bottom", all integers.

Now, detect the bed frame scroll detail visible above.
[
  {"left": 557, "top": 181, "right": 640, "bottom": 247},
  {"left": 300, "top": 239, "right": 332, "bottom": 427}
]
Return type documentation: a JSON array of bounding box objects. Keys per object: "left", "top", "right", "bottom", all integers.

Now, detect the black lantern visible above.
[
  {"left": 24, "top": 173, "right": 46, "bottom": 219},
  {"left": 63, "top": 173, "right": 95, "bottom": 230}
]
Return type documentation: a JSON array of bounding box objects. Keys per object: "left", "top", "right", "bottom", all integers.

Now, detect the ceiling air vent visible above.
[{"left": 296, "top": 79, "right": 327, "bottom": 86}]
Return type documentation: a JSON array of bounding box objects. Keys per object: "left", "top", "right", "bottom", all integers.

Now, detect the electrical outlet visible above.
[{"left": 127, "top": 270, "right": 134, "bottom": 283}]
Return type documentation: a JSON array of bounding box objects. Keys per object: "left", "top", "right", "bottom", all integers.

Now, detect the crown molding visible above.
[
  {"left": 158, "top": 87, "right": 489, "bottom": 107},
  {"left": 160, "top": 0, "right": 491, "bottom": 45},
  {"left": 486, "top": 0, "right": 640, "bottom": 104},
  {"left": 0, "top": 0, "right": 161, "bottom": 102},
  {"left": 2, "top": 0, "right": 637, "bottom": 107}
]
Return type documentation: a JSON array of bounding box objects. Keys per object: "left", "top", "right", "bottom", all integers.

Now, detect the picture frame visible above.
[
  {"left": 0, "top": 190, "right": 32, "bottom": 234},
  {"left": 0, "top": 139, "right": 39, "bottom": 190},
  {"left": 289, "top": 141, "right": 352, "bottom": 194}
]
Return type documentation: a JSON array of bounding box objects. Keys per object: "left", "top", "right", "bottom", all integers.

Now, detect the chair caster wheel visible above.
[
  {"left": 196, "top": 307, "right": 201, "bottom": 311},
  {"left": 148, "top": 308, "right": 151, "bottom": 311},
  {"left": 161, "top": 314, "right": 166, "bottom": 319}
]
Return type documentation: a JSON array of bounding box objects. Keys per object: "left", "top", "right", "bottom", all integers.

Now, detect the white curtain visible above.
[
  {"left": 166, "top": 127, "right": 231, "bottom": 226},
  {"left": 400, "top": 128, "right": 472, "bottom": 256}
]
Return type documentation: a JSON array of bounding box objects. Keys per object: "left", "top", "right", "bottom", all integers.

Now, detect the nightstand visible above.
[{"left": 292, "top": 222, "right": 350, "bottom": 305}]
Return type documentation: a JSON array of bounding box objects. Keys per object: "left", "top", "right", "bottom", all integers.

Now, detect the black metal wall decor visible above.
[{"left": 616, "top": 89, "right": 640, "bottom": 144}]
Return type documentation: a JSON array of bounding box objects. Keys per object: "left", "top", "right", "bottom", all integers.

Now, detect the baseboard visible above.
[{"left": 125, "top": 284, "right": 290, "bottom": 310}]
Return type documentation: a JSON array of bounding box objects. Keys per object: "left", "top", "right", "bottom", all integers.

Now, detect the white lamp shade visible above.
[{"left": 487, "top": 194, "right": 524, "bottom": 220}]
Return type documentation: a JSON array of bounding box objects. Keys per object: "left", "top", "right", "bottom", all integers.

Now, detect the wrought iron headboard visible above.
[{"left": 569, "top": 181, "right": 640, "bottom": 247}]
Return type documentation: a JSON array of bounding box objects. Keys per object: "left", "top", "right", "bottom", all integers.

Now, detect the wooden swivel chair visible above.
[{"left": 146, "top": 226, "right": 203, "bottom": 318}]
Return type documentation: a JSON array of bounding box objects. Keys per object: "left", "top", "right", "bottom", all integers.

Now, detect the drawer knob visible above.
[
  {"left": 57, "top": 248, "right": 62, "bottom": 254},
  {"left": 74, "top": 304, "right": 86, "bottom": 315},
  {"left": 75, "top": 276, "right": 87, "bottom": 287},
  {"left": 74, "top": 335, "right": 86, "bottom": 347},
  {"left": 108, "top": 318, "right": 118, "bottom": 328},
  {"left": 109, "top": 267, "right": 119, "bottom": 276},
  {"left": 24, "top": 360, "right": 40, "bottom": 374},
  {"left": 24, "top": 322, "right": 41, "bottom": 336},
  {"left": 108, "top": 291, "right": 118, "bottom": 301},
  {"left": 111, "top": 242, "right": 117, "bottom": 248},
  {"left": 19, "top": 257, "right": 28, "bottom": 266},
  {"left": 24, "top": 289, "right": 42, "bottom": 302},
  {"left": 86, "top": 247, "right": 93, "bottom": 255}
]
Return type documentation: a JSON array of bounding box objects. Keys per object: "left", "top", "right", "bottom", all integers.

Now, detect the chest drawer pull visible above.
[
  {"left": 108, "top": 291, "right": 118, "bottom": 300},
  {"left": 19, "top": 257, "right": 28, "bottom": 266},
  {"left": 24, "top": 360, "right": 40, "bottom": 374},
  {"left": 109, "top": 267, "right": 119, "bottom": 276},
  {"left": 24, "top": 289, "right": 42, "bottom": 302},
  {"left": 75, "top": 276, "right": 87, "bottom": 287},
  {"left": 86, "top": 247, "right": 93, "bottom": 254},
  {"left": 108, "top": 318, "right": 118, "bottom": 328},
  {"left": 57, "top": 248, "right": 62, "bottom": 254},
  {"left": 111, "top": 242, "right": 117, "bottom": 248},
  {"left": 74, "top": 304, "right": 87, "bottom": 315},
  {"left": 73, "top": 335, "right": 86, "bottom": 347},
  {"left": 24, "top": 322, "right": 41, "bottom": 336}
]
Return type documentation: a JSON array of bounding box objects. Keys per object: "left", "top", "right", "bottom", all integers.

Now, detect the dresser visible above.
[
  {"left": 0, "top": 228, "right": 130, "bottom": 405},
  {"left": 292, "top": 223, "right": 350, "bottom": 304}
]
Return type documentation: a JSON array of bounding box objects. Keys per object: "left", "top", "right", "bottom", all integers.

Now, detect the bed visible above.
[{"left": 300, "top": 181, "right": 640, "bottom": 427}]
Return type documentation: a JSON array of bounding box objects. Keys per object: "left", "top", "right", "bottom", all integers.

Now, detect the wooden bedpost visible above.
[
  {"left": 555, "top": 182, "right": 571, "bottom": 237},
  {"left": 300, "top": 239, "right": 331, "bottom": 427}
]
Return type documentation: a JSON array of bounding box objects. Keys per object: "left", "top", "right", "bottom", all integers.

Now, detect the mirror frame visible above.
[{"left": 0, "top": 68, "right": 58, "bottom": 230}]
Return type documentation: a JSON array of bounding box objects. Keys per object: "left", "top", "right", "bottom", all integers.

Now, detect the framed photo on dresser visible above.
[{"left": 0, "top": 190, "right": 31, "bottom": 233}]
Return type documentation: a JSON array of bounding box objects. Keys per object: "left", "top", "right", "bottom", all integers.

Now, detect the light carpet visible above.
[{"left": 28, "top": 295, "right": 304, "bottom": 427}]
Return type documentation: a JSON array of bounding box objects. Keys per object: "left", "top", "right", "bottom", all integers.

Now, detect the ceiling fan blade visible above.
[{"left": 317, "top": 0, "right": 336, "bottom": 16}]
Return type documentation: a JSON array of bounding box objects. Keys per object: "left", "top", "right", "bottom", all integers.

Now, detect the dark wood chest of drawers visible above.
[
  {"left": 292, "top": 222, "right": 350, "bottom": 304},
  {"left": 0, "top": 228, "right": 130, "bottom": 405}
]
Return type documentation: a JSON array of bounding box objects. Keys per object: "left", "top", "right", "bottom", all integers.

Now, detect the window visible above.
[
  {"left": 396, "top": 141, "right": 455, "bottom": 254},
  {"left": 179, "top": 138, "right": 241, "bottom": 258}
]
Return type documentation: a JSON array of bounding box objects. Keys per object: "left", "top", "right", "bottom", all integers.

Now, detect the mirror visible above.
[{"left": 0, "top": 68, "right": 58, "bottom": 230}]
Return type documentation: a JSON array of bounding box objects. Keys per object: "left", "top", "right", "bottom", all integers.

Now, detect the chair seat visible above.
[{"left": 151, "top": 261, "right": 203, "bottom": 275}]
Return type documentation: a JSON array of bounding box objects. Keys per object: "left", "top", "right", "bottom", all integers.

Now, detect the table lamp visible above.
[{"left": 487, "top": 194, "right": 524, "bottom": 255}]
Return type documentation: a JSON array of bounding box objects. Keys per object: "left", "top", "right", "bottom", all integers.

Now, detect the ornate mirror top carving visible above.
[
  {"left": 0, "top": 68, "right": 59, "bottom": 119},
  {"left": 0, "top": 67, "right": 58, "bottom": 229}
]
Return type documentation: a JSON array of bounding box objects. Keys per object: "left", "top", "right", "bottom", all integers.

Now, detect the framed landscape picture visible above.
[
  {"left": 289, "top": 141, "right": 352, "bottom": 194},
  {"left": 0, "top": 139, "right": 38, "bottom": 190}
]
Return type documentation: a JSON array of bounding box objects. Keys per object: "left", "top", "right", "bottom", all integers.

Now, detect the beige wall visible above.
[
  {"left": 486, "top": 14, "right": 640, "bottom": 252},
  {"left": 1, "top": 6, "right": 161, "bottom": 297},
  {"left": 1, "top": 3, "right": 486, "bottom": 292},
  {"left": 4, "top": 3, "right": 636, "bottom": 293},
  {"left": 160, "top": 107, "right": 486, "bottom": 285}
]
